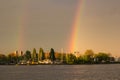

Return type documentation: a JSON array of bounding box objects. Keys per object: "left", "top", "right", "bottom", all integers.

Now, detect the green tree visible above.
[
  {"left": 38, "top": 48, "right": 45, "bottom": 61},
  {"left": 49, "top": 48, "right": 56, "bottom": 61},
  {"left": 25, "top": 50, "right": 31, "bottom": 61},
  {"left": 32, "top": 48, "right": 37, "bottom": 62},
  {"left": 66, "top": 54, "right": 69, "bottom": 63},
  {"left": 76, "top": 56, "right": 84, "bottom": 64},
  {"left": 84, "top": 50, "right": 94, "bottom": 63},
  {"left": 61, "top": 53, "right": 67, "bottom": 63},
  {"left": 66, "top": 53, "right": 77, "bottom": 64},
  {"left": 95, "top": 52, "right": 110, "bottom": 63}
]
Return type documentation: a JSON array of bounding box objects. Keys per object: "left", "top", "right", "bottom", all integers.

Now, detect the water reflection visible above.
[{"left": 0, "top": 64, "right": 120, "bottom": 80}]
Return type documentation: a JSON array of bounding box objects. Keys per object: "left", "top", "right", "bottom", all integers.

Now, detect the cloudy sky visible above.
[{"left": 0, "top": 0, "right": 120, "bottom": 56}]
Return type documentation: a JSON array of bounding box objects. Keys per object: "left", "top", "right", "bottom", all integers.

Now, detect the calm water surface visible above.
[{"left": 0, "top": 64, "right": 120, "bottom": 80}]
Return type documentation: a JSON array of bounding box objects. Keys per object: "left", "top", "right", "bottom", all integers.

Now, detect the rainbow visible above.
[
  {"left": 16, "top": 1, "right": 29, "bottom": 51},
  {"left": 69, "top": 0, "right": 85, "bottom": 52}
]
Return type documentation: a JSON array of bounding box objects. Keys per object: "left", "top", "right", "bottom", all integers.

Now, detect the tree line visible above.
[{"left": 0, "top": 48, "right": 118, "bottom": 65}]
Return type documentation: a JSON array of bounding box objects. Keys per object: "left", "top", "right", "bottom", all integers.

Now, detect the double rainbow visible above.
[{"left": 16, "top": 1, "right": 85, "bottom": 52}]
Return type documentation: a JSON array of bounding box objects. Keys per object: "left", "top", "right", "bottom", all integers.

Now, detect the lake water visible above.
[{"left": 0, "top": 64, "right": 120, "bottom": 80}]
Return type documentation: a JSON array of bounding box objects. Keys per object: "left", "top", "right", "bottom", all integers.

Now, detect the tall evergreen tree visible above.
[
  {"left": 49, "top": 48, "right": 56, "bottom": 61},
  {"left": 25, "top": 50, "right": 31, "bottom": 61},
  {"left": 38, "top": 48, "right": 45, "bottom": 61},
  {"left": 32, "top": 48, "right": 37, "bottom": 62}
]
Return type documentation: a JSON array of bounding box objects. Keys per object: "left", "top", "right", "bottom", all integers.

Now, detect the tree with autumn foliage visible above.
[
  {"left": 7, "top": 53, "right": 18, "bottom": 64},
  {"left": 0, "top": 54, "right": 7, "bottom": 64}
]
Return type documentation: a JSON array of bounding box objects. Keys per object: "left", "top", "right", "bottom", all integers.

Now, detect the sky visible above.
[{"left": 0, "top": 0, "right": 120, "bottom": 56}]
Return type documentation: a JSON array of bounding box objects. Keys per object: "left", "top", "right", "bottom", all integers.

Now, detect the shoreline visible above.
[{"left": 0, "top": 62, "right": 120, "bottom": 66}]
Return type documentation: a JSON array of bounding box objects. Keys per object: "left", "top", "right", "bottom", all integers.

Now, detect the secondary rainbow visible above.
[
  {"left": 69, "top": 0, "right": 85, "bottom": 52},
  {"left": 16, "top": 1, "right": 29, "bottom": 51}
]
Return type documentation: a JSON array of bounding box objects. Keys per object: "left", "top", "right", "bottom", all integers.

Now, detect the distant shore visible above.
[{"left": 0, "top": 49, "right": 120, "bottom": 65}]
